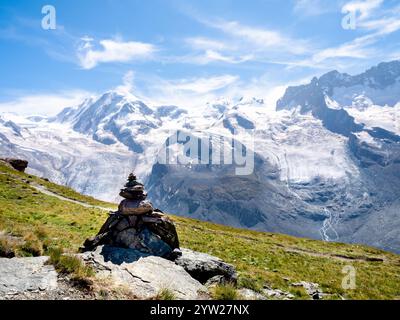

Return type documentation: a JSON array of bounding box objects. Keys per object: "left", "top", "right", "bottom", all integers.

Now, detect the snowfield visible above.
[{"left": 1, "top": 60, "right": 400, "bottom": 253}]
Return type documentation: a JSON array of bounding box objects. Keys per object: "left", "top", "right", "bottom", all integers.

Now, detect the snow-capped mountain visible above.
[
  {"left": 52, "top": 91, "right": 160, "bottom": 153},
  {"left": 275, "top": 60, "right": 400, "bottom": 252},
  {"left": 1, "top": 60, "right": 399, "bottom": 253},
  {"left": 0, "top": 113, "right": 136, "bottom": 200}
]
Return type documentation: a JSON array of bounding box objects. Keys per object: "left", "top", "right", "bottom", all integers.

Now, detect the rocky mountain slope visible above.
[
  {"left": 0, "top": 161, "right": 399, "bottom": 300},
  {"left": 0, "top": 61, "right": 399, "bottom": 253},
  {"left": 276, "top": 61, "right": 400, "bottom": 253}
]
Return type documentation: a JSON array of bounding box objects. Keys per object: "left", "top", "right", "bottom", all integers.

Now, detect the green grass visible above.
[
  {"left": 211, "top": 284, "right": 239, "bottom": 300},
  {"left": 174, "top": 216, "right": 400, "bottom": 300},
  {"left": 155, "top": 288, "right": 176, "bottom": 300},
  {"left": 0, "top": 161, "right": 116, "bottom": 208},
  {"left": 47, "top": 246, "right": 94, "bottom": 288},
  {"left": 0, "top": 161, "right": 399, "bottom": 300},
  {"left": 0, "top": 162, "right": 112, "bottom": 252},
  {"left": 238, "top": 277, "right": 263, "bottom": 293},
  {"left": 0, "top": 228, "right": 47, "bottom": 257},
  {"left": 18, "top": 232, "right": 43, "bottom": 257},
  {"left": 0, "top": 237, "right": 16, "bottom": 257}
]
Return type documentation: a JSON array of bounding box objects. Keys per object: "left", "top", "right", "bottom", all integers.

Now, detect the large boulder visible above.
[
  {"left": 174, "top": 248, "right": 237, "bottom": 284},
  {"left": 79, "top": 245, "right": 207, "bottom": 300},
  {"left": 0, "top": 256, "right": 58, "bottom": 296},
  {"left": 1, "top": 158, "right": 28, "bottom": 172}
]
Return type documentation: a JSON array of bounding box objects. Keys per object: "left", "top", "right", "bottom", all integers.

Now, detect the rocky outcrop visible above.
[
  {"left": 78, "top": 245, "right": 237, "bottom": 299},
  {"left": 236, "top": 286, "right": 295, "bottom": 300},
  {"left": 238, "top": 288, "right": 267, "bottom": 300},
  {"left": 77, "top": 173, "right": 237, "bottom": 299},
  {"left": 262, "top": 286, "right": 295, "bottom": 300},
  {"left": 0, "top": 256, "right": 57, "bottom": 296},
  {"left": 81, "top": 173, "right": 180, "bottom": 259},
  {"left": 175, "top": 248, "right": 237, "bottom": 284},
  {"left": 292, "top": 281, "right": 324, "bottom": 300},
  {"left": 1, "top": 158, "right": 28, "bottom": 172},
  {"left": 79, "top": 245, "right": 207, "bottom": 300}
]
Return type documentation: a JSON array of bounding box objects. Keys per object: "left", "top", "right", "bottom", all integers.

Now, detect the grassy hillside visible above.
[{"left": 0, "top": 161, "right": 399, "bottom": 300}]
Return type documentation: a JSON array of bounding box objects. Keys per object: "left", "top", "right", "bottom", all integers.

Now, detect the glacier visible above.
[{"left": 1, "top": 60, "right": 399, "bottom": 253}]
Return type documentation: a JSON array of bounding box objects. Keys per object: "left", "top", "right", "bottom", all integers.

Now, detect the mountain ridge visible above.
[{"left": 1, "top": 60, "right": 399, "bottom": 253}]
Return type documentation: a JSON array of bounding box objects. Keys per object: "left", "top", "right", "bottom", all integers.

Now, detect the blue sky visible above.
[{"left": 1, "top": 0, "right": 400, "bottom": 115}]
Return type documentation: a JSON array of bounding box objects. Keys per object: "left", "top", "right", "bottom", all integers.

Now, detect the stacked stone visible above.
[{"left": 81, "top": 173, "right": 181, "bottom": 259}]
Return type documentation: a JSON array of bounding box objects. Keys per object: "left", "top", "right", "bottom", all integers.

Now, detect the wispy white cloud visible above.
[
  {"left": 138, "top": 69, "right": 318, "bottom": 109},
  {"left": 342, "top": 0, "right": 383, "bottom": 20},
  {"left": 0, "top": 90, "right": 92, "bottom": 116},
  {"left": 77, "top": 37, "right": 156, "bottom": 69},
  {"left": 181, "top": 2, "right": 399, "bottom": 71},
  {"left": 295, "top": 1, "right": 400, "bottom": 66},
  {"left": 180, "top": 50, "right": 254, "bottom": 65},
  {"left": 135, "top": 74, "right": 241, "bottom": 107},
  {"left": 341, "top": 0, "right": 400, "bottom": 34},
  {"left": 164, "top": 75, "right": 239, "bottom": 94},
  {"left": 183, "top": 36, "right": 254, "bottom": 64},
  {"left": 185, "top": 37, "right": 231, "bottom": 51},
  {"left": 311, "top": 36, "right": 374, "bottom": 63},
  {"left": 115, "top": 70, "right": 135, "bottom": 94},
  {"left": 294, "top": 0, "right": 339, "bottom": 17},
  {"left": 207, "top": 20, "right": 311, "bottom": 55},
  {"left": 202, "top": 50, "right": 254, "bottom": 64},
  {"left": 388, "top": 52, "right": 400, "bottom": 62},
  {"left": 179, "top": 19, "right": 314, "bottom": 67},
  {"left": 360, "top": 17, "right": 400, "bottom": 34}
]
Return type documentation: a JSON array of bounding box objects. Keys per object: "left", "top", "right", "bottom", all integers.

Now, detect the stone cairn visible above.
[{"left": 81, "top": 173, "right": 181, "bottom": 259}]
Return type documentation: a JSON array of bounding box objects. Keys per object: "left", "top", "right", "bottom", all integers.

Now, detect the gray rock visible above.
[
  {"left": 0, "top": 256, "right": 58, "bottom": 296},
  {"left": 82, "top": 244, "right": 152, "bottom": 266},
  {"left": 204, "top": 275, "right": 227, "bottom": 287},
  {"left": 292, "top": 281, "right": 324, "bottom": 300},
  {"left": 1, "top": 158, "right": 28, "bottom": 172},
  {"left": 114, "top": 227, "right": 173, "bottom": 258},
  {"left": 175, "top": 248, "right": 237, "bottom": 284},
  {"left": 79, "top": 245, "right": 206, "bottom": 300},
  {"left": 118, "top": 199, "right": 153, "bottom": 215},
  {"left": 238, "top": 288, "right": 267, "bottom": 300},
  {"left": 262, "top": 286, "right": 294, "bottom": 300}
]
